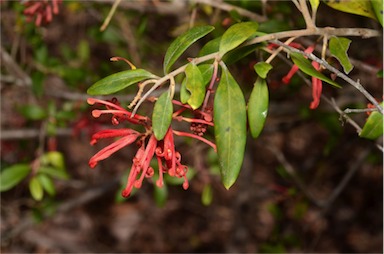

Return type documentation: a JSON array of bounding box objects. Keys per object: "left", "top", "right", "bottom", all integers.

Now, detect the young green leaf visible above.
[
  {"left": 201, "top": 183, "right": 213, "bottom": 206},
  {"left": 38, "top": 166, "right": 69, "bottom": 180},
  {"left": 29, "top": 176, "right": 44, "bottom": 201},
  {"left": 254, "top": 62, "right": 273, "bottom": 79},
  {"left": 43, "top": 151, "right": 65, "bottom": 169},
  {"left": 163, "top": 25, "right": 215, "bottom": 74},
  {"left": 248, "top": 77, "right": 269, "bottom": 138},
  {"left": 185, "top": 62, "right": 205, "bottom": 109},
  {"left": 309, "top": 0, "right": 320, "bottom": 15},
  {"left": 87, "top": 69, "right": 157, "bottom": 95},
  {"left": 152, "top": 91, "right": 173, "bottom": 140},
  {"left": 0, "top": 164, "right": 31, "bottom": 192},
  {"left": 290, "top": 52, "right": 341, "bottom": 88},
  {"left": 219, "top": 21, "right": 258, "bottom": 57},
  {"left": 329, "top": 37, "right": 353, "bottom": 74},
  {"left": 37, "top": 174, "right": 56, "bottom": 196},
  {"left": 323, "top": 0, "right": 377, "bottom": 20},
  {"left": 214, "top": 65, "right": 247, "bottom": 189},
  {"left": 359, "top": 104, "right": 383, "bottom": 139}
]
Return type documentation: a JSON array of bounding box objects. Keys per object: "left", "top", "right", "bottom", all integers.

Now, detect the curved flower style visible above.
[
  {"left": 23, "top": 0, "right": 63, "bottom": 26},
  {"left": 87, "top": 97, "right": 205, "bottom": 198},
  {"left": 281, "top": 45, "right": 323, "bottom": 109}
]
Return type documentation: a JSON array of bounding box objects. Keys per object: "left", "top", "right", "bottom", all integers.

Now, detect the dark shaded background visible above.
[{"left": 1, "top": 1, "right": 383, "bottom": 253}]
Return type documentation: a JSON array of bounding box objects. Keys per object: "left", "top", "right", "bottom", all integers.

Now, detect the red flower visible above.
[
  {"left": 23, "top": 0, "right": 62, "bottom": 26},
  {"left": 87, "top": 97, "right": 217, "bottom": 198},
  {"left": 282, "top": 45, "right": 315, "bottom": 84},
  {"left": 281, "top": 45, "right": 323, "bottom": 109},
  {"left": 89, "top": 129, "right": 140, "bottom": 168},
  {"left": 309, "top": 61, "right": 322, "bottom": 109}
]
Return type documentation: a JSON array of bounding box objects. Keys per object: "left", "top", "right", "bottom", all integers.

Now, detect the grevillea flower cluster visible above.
[
  {"left": 22, "top": 0, "right": 62, "bottom": 26},
  {"left": 87, "top": 97, "right": 215, "bottom": 197}
]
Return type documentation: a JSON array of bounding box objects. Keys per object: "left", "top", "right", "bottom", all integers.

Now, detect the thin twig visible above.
[
  {"left": 100, "top": 0, "right": 122, "bottom": 31},
  {"left": 298, "top": 0, "right": 315, "bottom": 29},
  {"left": 193, "top": 0, "right": 266, "bottom": 22}
]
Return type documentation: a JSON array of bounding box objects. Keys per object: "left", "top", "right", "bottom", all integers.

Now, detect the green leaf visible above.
[
  {"left": 185, "top": 63, "right": 205, "bottom": 109},
  {"left": 164, "top": 25, "right": 215, "bottom": 74},
  {"left": 180, "top": 78, "right": 190, "bottom": 104},
  {"left": 359, "top": 104, "right": 383, "bottom": 139},
  {"left": 219, "top": 21, "right": 258, "bottom": 57},
  {"left": 45, "top": 151, "right": 65, "bottom": 169},
  {"left": 223, "top": 45, "right": 260, "bottom": 65},
  {"left": 201, "top": 184, "right": 213, "bottom": 206},
  {"left": 310, "top": 0, "right": 320, "bottom": 14},
  {"left": 19, "top": 105, "right": 47, "bottom": 120},
  {"left": 214, "top": 66, "right": 247, "bottom": 189},
  {"left": 329, "top": 37, "right": 353, "bottom": 74},
  {"left": 0, "top": 164, "right": 31, "bottom": 192},
  {"left": 87, "top": 69, "right": 157, "bottom": 95},
  {"left": 29, "top": 176, "right": 44, "bottom": 201},
  {"left": 248, "top": 77, "right": 269, "bottom": 138},
  {"left": 154, "top": 183, "right": 168, "bottom": 207},
  {"left": 199, "top": 37, "right": 221, "bottom": 58},
  {"left": 37, "top": 174, "right": 56, "bottom": 196},
  {"left": 180, "top": 64, "right": 213, "bottom": 105},
  {"left": 38, "top": 166, "right": 69, "bottom": 180},
  {"left": 290, "top": 52, "right": 341, "bottom": 88},
  {"left": 254, "top": 62, "right": 273, "bottom": 79},
  {"left": 371, "top": 0, "right": 383, "bottom": 26},
  {"left": 323, "top": 0, "right": 377, "bottom": 20},
  {"left": 152, "top": 91, "right": 173, "bottom": 140}
]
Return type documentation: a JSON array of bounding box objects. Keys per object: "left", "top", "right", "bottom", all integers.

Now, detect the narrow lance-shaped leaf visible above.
[
  {"left": 185, "top": 62, "right": 205, "bottom": 109},
  {"left": 152, "top": 91, "right": 173, "bottom": 140},
  {"left": 87, "top": 69, "right": 157, "bottom": 95},
  {"left": 29, "top": 176, "right": 44, "bottom": 201},
  {"left": 0, "top": 164, "right": 31, "bottom": 192},
  {"left": 163, "top": 25, "right": 215, "bottom": 74},
  {"left": 359, "top": 103, "right": 383, "bottom": 140},
  {"left": 37, "top": 174, "right": 56, "bottom": 196},
  {"left": 290, "top": 52, "right": 341, "bottom": 88},
  {"left": 248, "top": 77, "right": 269, "bottom": 138},
  {"left": 214, "top": 65, "right": 247, "bottom": 189},
  {"left": 329, "top": 36, "right": 353, "bottom": 74},
  {"left": 219, "top": 21, "right": 258, "bottom": 57}
]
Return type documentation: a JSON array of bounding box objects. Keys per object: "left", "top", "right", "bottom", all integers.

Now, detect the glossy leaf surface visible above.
[
  {"left": 214, "top": 66, "right": 247, "bottom": 189},
  {"left": 185, "top": 63, "right": 205, "bottom": 109},
  {"left": 0, "top": 164, "right": 31, "bottom": 192},
  {"left": 329, "top": 37, "right": 353, "bottom": 74},
  {"left": 219, "top": 21, "right": 258, "bottom": 57},
  {"left": 290, "top": 53, "right": 341, "bottom": 88},
  {"left": 87, "top": 69, "right": 157, "bottom": 95},
  {"left": 248, "top": 77, "right": 269, "bottom": 138},
  {"left": 360, "top": 104, "right": 383, "bottom": 139},
  {"left": 371, "top": 0, "right": 383, "bottom": 25},
  {"left": 164, "top": 25, "right": 214, "bottom": 74},
  {"left": 152, "top": 91, "right": 173, "bottom": 140},
  {"left": 323, "top": 0, "right": 377, "bottom": 19}
]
